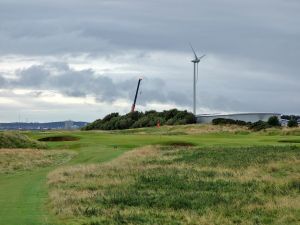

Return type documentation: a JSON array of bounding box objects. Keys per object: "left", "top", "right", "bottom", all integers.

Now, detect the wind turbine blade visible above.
[
  {"left": 199, "top": 54, "right": 206, "bottom": 60},
  {"left": 189, "top": 42, "right": 198, "bottom": 59}
]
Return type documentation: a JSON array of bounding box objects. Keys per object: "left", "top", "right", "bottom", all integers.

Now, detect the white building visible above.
[{"left": 197, "top": 113, "right": 281, "bottom": 124}]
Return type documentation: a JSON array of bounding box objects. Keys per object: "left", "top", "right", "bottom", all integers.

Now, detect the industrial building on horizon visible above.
[{"left": 196, "top": 112, "right": 281, "bottom": 124}]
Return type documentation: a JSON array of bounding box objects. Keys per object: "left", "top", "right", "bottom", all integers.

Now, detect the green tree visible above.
[
  {"left": 288, "top": 119, "right": 298, "bottom": 128},
  {"left": 267, "top": 116, "right": 280, "bottom": 127}
]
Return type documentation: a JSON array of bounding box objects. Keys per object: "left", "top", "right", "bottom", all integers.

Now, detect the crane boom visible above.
[{"left": 131, "top": 78, "right": 142, "bottom": 112}]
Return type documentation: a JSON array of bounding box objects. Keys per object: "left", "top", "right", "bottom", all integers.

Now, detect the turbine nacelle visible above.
[
  {"left": 191, "top": 55, "right": 205, "bottom": 63},
  {"left": 189, "top": 43, "right": 205, "bottom": 62}
]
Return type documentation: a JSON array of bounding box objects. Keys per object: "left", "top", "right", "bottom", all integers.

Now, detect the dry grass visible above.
[
  {"left": 48, "top": 145, "right": 300, "bottom": 225},
  {"left": 0, "top": 149, "right": 76, "bottom": 174},
  {"left": 181, "top": 124, "right": 249, "bottom": 134},
  {"left": 118, "top": 124, "right": 250, "bottom": 135},
  {"left": 281, "top": 127, "right": 300, "bottom": 135}
]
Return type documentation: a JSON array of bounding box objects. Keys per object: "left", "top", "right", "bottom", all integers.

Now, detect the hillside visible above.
[{"left": 0, "top": 132, "right": 46, "bottom": 149}]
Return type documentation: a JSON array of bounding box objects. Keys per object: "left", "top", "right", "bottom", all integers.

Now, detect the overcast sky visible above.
[{"left": 0, "top": 0, "right": 299, "bottom": 122}]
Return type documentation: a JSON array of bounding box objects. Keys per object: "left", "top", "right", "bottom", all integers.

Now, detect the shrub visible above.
[
  {"left": 281, "top": 114, "right": 300, "bottom": 121},
  {"left": 212, "top": 118, "right": 247, "bottom": 126},
  {"left": 267, "top": 116, "right": 281, "bottom": 127},
  {"left": 249, "top": 120, "right": 270, "bottom": 131},
  {"left": 102, "top": 113, "right": 119, "bottom": 122},
  {"left": 288, "top": 119, "right": 298, "bottom": 128}
]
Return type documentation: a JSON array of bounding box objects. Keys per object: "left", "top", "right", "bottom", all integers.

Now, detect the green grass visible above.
[
  {"left": 0, "top": 125, "right": 299, "bottom": 225},
  {"left": 48, "top": 145, "right": 300, "bottom": 225},
  {"left": 0, "top": 169, "right": 51, "bottom": 225}
]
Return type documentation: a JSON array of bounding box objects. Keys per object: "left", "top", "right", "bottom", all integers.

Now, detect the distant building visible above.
[
  {"left": 196, "top": 113, "right": 281, "bottom": 124},
  {"left": 64, "top": 120, "right": 74, "bottom": 129}
]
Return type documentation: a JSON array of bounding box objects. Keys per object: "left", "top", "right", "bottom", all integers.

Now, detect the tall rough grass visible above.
[
  {"left": 116, "top": 124, "right": 250, "bottom": 135},
  {"left": 48, "top": 145, "right": 300, "bottom": 225},
  {"left": 0, "top": 149, "right": 76, "bottom": 174}
]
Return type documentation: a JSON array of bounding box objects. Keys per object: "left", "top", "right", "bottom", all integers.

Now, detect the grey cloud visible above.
[
  {"left": 0, "top": 0, "right": 299, "bottom": 118},
  {"left": 0, "top": 0, "right": 299, "bottom": 74},
  {"left": 2, "top": 63, "right": 190, "bottom": 106},
  {"left": 16, "top": 65, "right": 50, "bottom": 87},
  {"left": 0, "top": 75, "right": 6, "bottom": 87}
]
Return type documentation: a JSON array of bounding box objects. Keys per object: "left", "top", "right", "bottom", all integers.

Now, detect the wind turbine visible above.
[{"left": 190, "top": 43, "right": 205, "bottom": 115}]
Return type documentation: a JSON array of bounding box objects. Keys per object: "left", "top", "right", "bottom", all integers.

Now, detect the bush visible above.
[
  {"left": 82, "top": 109, "right": 196, "bottom": 130},
  {"left": 212, "top": 118, "right": 247, "bottom": 126},
  {"left": 267, "top": 116, "right": 281, "bottom": 127},
  {"left": 249, "top": 120, "right": 270, "bottom": 131},
  {"left": 281, "top": 115, "right": 300, "bottom": 121},
  {"left": 288, "top": 119, "right": 298, "bottom": 128},
  {"left": 102, "top": 113, "right": 119, "bottom": 122}
]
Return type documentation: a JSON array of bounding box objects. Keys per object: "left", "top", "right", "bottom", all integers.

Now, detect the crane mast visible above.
[{"left": 131, "top": 78, "right": 142, "bottom": 112}]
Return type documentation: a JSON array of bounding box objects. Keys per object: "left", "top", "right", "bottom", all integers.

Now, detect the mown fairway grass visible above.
[{"left": 0, "top": 125, "right": 299, "bottom": 225}]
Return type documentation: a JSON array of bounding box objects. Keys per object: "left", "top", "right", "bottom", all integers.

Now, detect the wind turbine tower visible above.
[{"left": 190, "top": 44, "right": 205, "bottom": 115}]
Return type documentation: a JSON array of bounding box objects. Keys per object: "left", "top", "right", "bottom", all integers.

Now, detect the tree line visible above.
[
  {"left": 82, "top": 109, "right": 196, "bottom": 130},
  {"left": 212, "top": 116, "right": 298, "bottom": 131}
]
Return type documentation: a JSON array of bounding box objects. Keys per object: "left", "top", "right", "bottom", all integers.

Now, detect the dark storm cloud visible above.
[
  {"left": 3, "top": 63, "right": 190, "bottom": 106},
  {"left": 1, "top": 0, "right": 300, "bottom": 70},
  {"left": 0, "top": 0, "right": 299, "bottom": 78}
]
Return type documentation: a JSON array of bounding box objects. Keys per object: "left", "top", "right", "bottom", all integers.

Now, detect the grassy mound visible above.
[
  {"left": 0, "top": 132, "right": 46, "bottom": 149},
  {"left": 48, "top": 145, "right": 300, "bottom": 225}
]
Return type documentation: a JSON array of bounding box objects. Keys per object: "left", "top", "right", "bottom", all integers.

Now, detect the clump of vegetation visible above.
[
  {"left": 288, "top": 119, "right": 298, "bottom": 128},
  {"left": 212, "top": 118, "right": 249, "bottom": 126},
  {"left": 281, "top": 114, "right": 300, "bottom": 121},
  {"left": 48, "top": 145, "right": 300, "bottom": 225},
  {"left": 0, "top": 132, "right": 46, "bottom": 149},
  {"left": 248, "top": 120, "right": 270, "bottom": 131},
  {"left": 212, "top": 116, "right": 283, "bottom": 131},
  {"left": 0, "top": 149, "right": 75, "bottom": 174},
  {"left": 267, "top": 116, "right": 281, "bottom": 127},
  {"left": 82, "top": 109, "right": 196, "bottom": 130}
]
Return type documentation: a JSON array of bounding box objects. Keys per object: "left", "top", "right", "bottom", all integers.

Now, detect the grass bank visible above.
[{"left": 0, "top": 132, "right": 46, "bottom": 149}]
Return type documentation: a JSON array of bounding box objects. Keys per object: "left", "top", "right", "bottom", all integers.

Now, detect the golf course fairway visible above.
[{"left": 0, "top": 126, "right": 299, "bottom": 224}]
